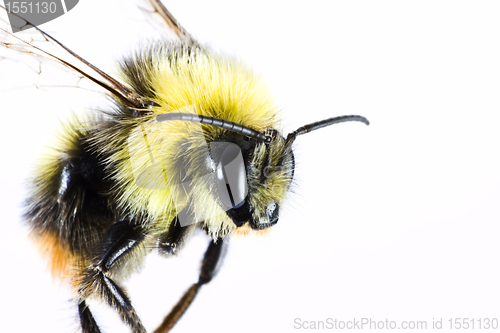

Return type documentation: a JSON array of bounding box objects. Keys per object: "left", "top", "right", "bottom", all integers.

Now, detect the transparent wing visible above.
[
  {"left": 0, "top": 0, "right": 196, "bottom": 107},
  {"left": 0, "top": 4, "right": 91, "bottom": 93},
  {"left": 132, "top": 0, "right": 195, "bottom": 42},
  {"left": 0, "top": 4, "right": 156, "bottom": 108}
]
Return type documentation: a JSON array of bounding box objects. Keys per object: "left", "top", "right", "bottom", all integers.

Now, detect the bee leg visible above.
[
  {"left": 158, "top": 214, "right": 192, "bottom": 255},
  {"left": 78, "top": 220, "right": 147, "bottom": 333},
  {"left": 78, "top": 300, "right": 102, "bottom": 333},
  {"left": 153, "top": 238, "right": 227, "bottom": 333}
]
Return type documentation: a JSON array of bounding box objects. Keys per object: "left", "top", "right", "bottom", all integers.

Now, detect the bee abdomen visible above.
[{"left": 25, "top": 122, "right": 118, "bottom": 279}]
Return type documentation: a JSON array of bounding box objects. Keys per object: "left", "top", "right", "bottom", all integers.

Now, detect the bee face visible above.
[
  {"left": 225, "top": 134, "right": 294, "bottom": 230},
  {"left": 168, "top": 131, "right": 295, "bottom": 232}
]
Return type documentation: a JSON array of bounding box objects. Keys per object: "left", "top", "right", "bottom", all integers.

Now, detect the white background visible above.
[{"left": 1, "top": 1, "right": 499, "bottom": 332}]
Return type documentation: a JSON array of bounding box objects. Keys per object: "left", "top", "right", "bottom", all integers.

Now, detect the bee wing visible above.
[
  {"left": 133, "top": 0, "right": 195, "bottom": 42},
  {"left": 0, "top": 4, "right": 155, "bottom": 109},
  {"left": 0, "top": 6, "right": 86, "bottom": 93}
]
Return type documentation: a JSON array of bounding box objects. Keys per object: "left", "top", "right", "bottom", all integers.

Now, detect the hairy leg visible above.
[{"left": 154, "top": 238, "right": 227, "bottom": 333}]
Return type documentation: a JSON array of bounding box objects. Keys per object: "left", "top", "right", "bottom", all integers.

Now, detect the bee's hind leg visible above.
[
  {"left": 154, "top": 238, "right": 227, "bottom": 333},
  {"left": 78, "top": 300, "right": 102, "bottom": 333},
  {"left": 78, "top": 219, "right": 148, "bottom": 333}
]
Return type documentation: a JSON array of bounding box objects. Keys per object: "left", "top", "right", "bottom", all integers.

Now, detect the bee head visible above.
[
  {"left": 205, "top": 115, "right": 369, "bottom": 231},
  {"left": 220, "top": 130, "right": 294, "bottom": 230}
]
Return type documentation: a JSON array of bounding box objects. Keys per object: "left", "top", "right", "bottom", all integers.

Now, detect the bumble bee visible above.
[{"left": 0, "top": 1, "right": 368, "bottom": 332}]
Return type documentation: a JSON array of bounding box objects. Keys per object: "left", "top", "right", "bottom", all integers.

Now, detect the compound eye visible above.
[{"left": 216, "top": 143, "right": 248, "bottom": 209}]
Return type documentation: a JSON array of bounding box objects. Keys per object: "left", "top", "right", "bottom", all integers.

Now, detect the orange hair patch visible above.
[
  {"left": 233, "top": 223, "right": 272, "bottom": 237},
  {"left": 30, "top": 231, "right": 75, "bottom": 282}
]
